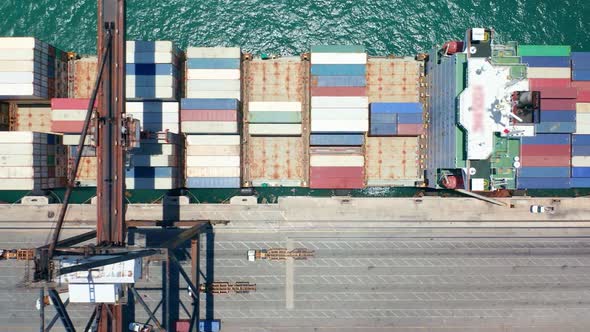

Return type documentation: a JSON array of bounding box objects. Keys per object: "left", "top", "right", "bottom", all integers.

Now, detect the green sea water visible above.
[{"left": 1, "top": 0, "right": 589, "bottom": 55}]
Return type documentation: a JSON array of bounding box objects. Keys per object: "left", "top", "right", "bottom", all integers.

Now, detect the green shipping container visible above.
[
  {"left": 311, "top": 45, "right": 366, "bottom": 53},
  {"left": 517, "top": 45, "right": 571, "bottom": 57},
  {"left": 248, "top": 111, "right": 302, "bottom": 123},
  {"left": 47, "top": 155, "right": 55, "bottom": 165}
]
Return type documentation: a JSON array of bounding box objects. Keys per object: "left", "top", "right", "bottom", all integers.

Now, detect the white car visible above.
[
  {"left": 247, "top": 250, "right": 256, "bottom": 262},
  {"left": 530, "top": 205, "right": 555, "bottom": 214}
]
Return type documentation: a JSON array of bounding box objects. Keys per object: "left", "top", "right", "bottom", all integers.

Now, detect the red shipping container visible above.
[
  {"left": 520, "top": 155, "right": 571, "bottom": 167},
  {"left": 521, "top": 144, "right": 571, "bottom": 157},
  {"left": 540, "top": 99, "right": 576, "bottom": 111},
  {"left": 180, "top": 109, "right": 237, "bottom": 121},
  {"left": 397, "top": 124, "right": 424, "bottom": 136},
  {"left": 536, "top": 87, "right": 578, "bottom": 99},
  {"left": 529, "top": 78, "right": 571, "bottom": 89},
  {"left": 175, "top": 320, "right": 190, "bottom": 332},
  {"left": 572, "top": 81, "right": 590, "bottom": 89},
  {"left": 51, "top": 121, "right": 84, "bottom": 133},
  {"left": 578, "top": 89, "right": 590, "bottom": 102},
  {"left": 309, "top": 177, "right": 365, "bottom": 189},
  {"left": 310, "top": 166, "right": 364, "bottom": 179},
  {"left": 311, "top": 87, "right": 367, "bottom": 97},
  {"left": 51, "top": 98, "right": 94, "bottom": 110}
]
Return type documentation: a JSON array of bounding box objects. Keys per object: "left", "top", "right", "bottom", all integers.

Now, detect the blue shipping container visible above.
[
  {"left": 314, "top": 75, "right": 366, "bottom": 87},
  {"left": 520, "top": 56, "right": 570, "bottom": 68},
  {"left": 517, "top": 177, "right": 570, "bottom": 189},
  {"left": 187, "top": 58, "right": 240, "bottom": 70},
  {"left": 129, "top": 53, "right": 176, "bottom": 64},
  {"left": 126, "top": 167, "right": 177, "bottom": 178},
  {"left": 128, "top": 41, "right": 169, "bottom": 53},
  {"left": 199, "top": 320, "right": 221, "bottom": 332},
  {"left": 573, "top": 70, "right": 590, "bottom": 81},
  {"left": 518, "top": 167, "right": 570, "bottom": 178},
  {"left": 572, "top": 167, "right": 590, "bottom": 178},
  {"left": 534, "top": 122, "right": 576, "bottom": 134},
  {"left": 129, "top": 87, "right": 175, "bottom": 99},
  {"left": 310, "top": 134, "right": 365, "bottom": 146},
  {"left": 573, "top": 135, "right": 590, "bottom": 146},
  {"left": 369, "top": 123, "right": 397, "bottom": 136},
  {"left": 370, "top": 113, "right": 397, "bottom": 124},
  {"left": 370, "top": 102, "right": 422, "bottom": 114},
  {"left": 522, "top": 134, "right": 571, "bottom": 145},
  {"left": 397, "top": 113, "right": 423, "bottom": 124},
  {"left": 572, "top": 145, "right": 590, "bottom": 156},
  {"left": 126, "top": 64, "right": 176, "bottom": 76},
  {"left": 570, "top": 177, "right": 590, "bottom": 188},
  {"left": 541, "top": 110, "right": 576, "bottom": 123},
  {"left": 186, "top": 177, "right": 240, "bottom": 188},
  {"left": 310, "top": 64, "right": 366, "bottom": 76},
  {"left": 181, "top": 98, "right": 238, "bottom": 110},
  {"left": 571, "top": 52, "right": 590, "bottom": 70}
]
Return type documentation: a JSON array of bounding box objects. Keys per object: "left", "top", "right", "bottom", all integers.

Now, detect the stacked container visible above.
[
  {"left": 310, "top": 146, "right": 364, "bottom": 189},
  {"left": 576, "top": 103, "right": 590, "bottom": 134},
  {"left": 0, "top": 132, "right": 66, "bottom": 190},
  {"left": 180, "top": 99, "right": 239, "bottom": 134},
  {"left": 127, "top": 132, "right": 181, "bottom": 190},
  {"left": 50, "top": 98, "right": 97, "bottom": 187},
  {"left": 126, "top": 101, "right": 180, "bottom": 133},
  {"left": 571, "top": 52, "right": 590, "bottom": 82},
  {"left": 518, "top": 45, "right": 571, "bottom": 80},
  {"left": 185, "top": 47, "right": 241, "bottom": 100},
  {"left": 571, "top": 134, "right": 590, "bottom": 187},
  {"left": 517, "top": 134, "right": 571, "bottom": 189},
  {"left": 369, "top": 102, "right": 423, "bottom": 136},
  {"left": 126, "top": 41, "right": 181, "bottom": 100},
  {"left": 537, "top": 98, "right": 576, "bottom": 133},
  {"left": 0, "top": 37, "right": 67, "bottom": 100},
  {"left": 184, "top": 135, "right": 240, "bottom": 188},
  {"left": 248, "top": 102, "right": 301, "bottom": 136}
]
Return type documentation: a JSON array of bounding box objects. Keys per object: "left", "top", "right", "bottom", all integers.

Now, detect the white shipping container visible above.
[
  {"left": 527, "top": 67, "right": 571, "bottom": 79},
  {"left": 186, "top": 166, "right": 240, "bottom": 177},
  {"left": 126, "top": 101, "right": 179, "bottom": 113},
  {"left": 311, "top": 53, "right": 367, "bottom": 65},
  {"left": 126, "top": 52, "right": 177, "bottom": 64},
  {"left": 572, "top": 156, "right": 590, "bottom": 167},
  {"left": 576, "top": 113, "right": 590, "bottom": 134},
  {"left": 249, "top": 124, "right": 302, "bottom": 136},
  {"left": 126, "top": 86, "right": 176, "bottom": 99},
  {"left": 0, "top": 60, "right": 40, "bottom": 72},
  {"left": 0, "top": 155, "right": 48, "bottom": 166},
  {"left": 577, "top": 103, "right": 590, "bottom": 114},
  {"left": 0, "top": 84, "right": 40, "bottom": 96},
  {"left": 126, "top": 178, "right": 178, "bottom": 189},
  {"left": 311, "top": 96, "right": 369, "bottom": 109},
  {"left": 0, "top": 72, "right": 36, "bottom": 84},
  {"left": 0, "top": 49, "right": 38, "bottom": 61},
  {"left": 311, "top": 119, "right": 369, "bottom": 132},
  {"left": 0, "top": 132, "right": 48, "bottom": 144},
  {"left": 127, "top": 112, "right": 179, "bottom": 123},
  {"left": 310, "top": 155, "right": 365, "bottom": 167},
  {"left": 181, "top": 121, "right": 238, "bottom": 134},
  {"left": 134, "top": 143, "right": 177, "bottom": 156},
  {"left": 126, "top": 40, "right": 174, "bottom": 53},
  {"left": 186, "top": 69, "right": 241, "bottom": 80},
  {"left": 62, "top": 135, "right": 92, "bottom": 145},
  {"left": 312, "top": 108, "right": 368, "bottom": 121},
  {"left": 127, "top": 75, "right": 175, "bottom": 87},
  {"left": 186, "top": 47, "right": 241, "bottom": 59},
  {"left": 68, "top": 283, "right": 121, "bottom": 304},
  {"left": 131, "top": 155, "right": 178, "bottom": 167},
  {"left": 248, "top": 101, "right": 302, "bottom": 112},
  {"left": 186, "top": 90, "right": 241, "bottom": 100},
  {"left": 186, "top": 135, "right": 240, "bottom": 146},
  {"left": 186, "top": 145, "right": 240, "bottom": 156},
  {"left": 0, "top": 37, "right": 38, "bottom": 49},
  {"left": 186, "top": 79, "right": 241, "bottom": 91},
  {"left": 0, "top": 178, "right": 39, "bottom": 190},
  {"left": 0, "top": 143, "right": 42, "bottom": 155},
  {"left": 52, "top": 109, "right": 87, "bottom": 121},
  {"left": 186, "top": 156, "right": 240, "bottom": 167},
  {"left": 0, "top": 167, "right": 41, "bottom": 178}
]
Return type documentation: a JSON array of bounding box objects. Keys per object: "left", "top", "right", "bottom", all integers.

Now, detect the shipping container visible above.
[
  {"left": 311, "top": 87, "right": 367, "bottom": 97},
  {"left": 126, "top": 178, "right": 179, "bottom": 190},
  {"left": 186, "top": 167, "right": 240, "bottom": 178},
  {"left": 573, "top": 156, "right": 590, "bottom": 167},
  {"left": 535, "top": 122, "right": 576, "bottom": 133},
  {"left": 312, "top": 108, "right": 368, "bottom": 121},
  {"left": 570, "top": 177, "right": 590, "bottom": 188},
  {"left": 310, "top": 53, "right": 367, "bottom": 65},
  {"left": 521, "top": 134, "right": 571, "bottom": 145},
  {"left": 126, "top": 167, "right": 177, "bottom": 178},
  {"left": 126, "top": 64, "right": 176, "bottom": 76},
  {"left": 311, "top": 96, "right": 368, "bottom": 109},
  {"left": 186, "top": 69, "right": 240, "bottom": 80},
  {"left": 186, "top": 58, "right": 240, "bottom": 69},
  {"left": 186, "top": 135, "right": 240, "bottom": 146},
  {"left": 310, "top": 166, "right": 364, "bottom": 178},
  {"left": 127, "top": 40, "right": 177, "bottom": 53},
  {"left": 133, "top": 144, "right": 177, "bottom": 156},
  {"left": 572, "top": 145, "right": 590, "bottom": 156},
  {"left": 573, "top": 70, "right": 590, "bottom": 81},
  {"left": 310, "top": 134, "right": 365, "bottom": 146},
  {"left": 181, "top": 99, "right": 238, "bottom": 110},
  {"left": 370, "top": 102, "right": 422, "bottom": 114},
  {"left": 578, "top": 89, "right": 590, "bottom": 102},
  {"left": 309, "top": 176, "right": 364, "bottom": 189},
  {"left": 181, "top": 121, "right": 237, "bottom": 134},
  {"left": 517, "top": 45, "right": 571, "bottom": 57},
  {"left": 520, "top": 155, "right": 571, "bottom": 167},
  {"left": 126, "top": 52, "right": 178, "bottom": 65},
  {"left": 126, "top": 75, "right": 176, "bottom": 87},
  {"left": 51, "top": 121, "right": 84, "bottom": 133},
  {"left": 311, "top": 76, "right": 366, "bottom": 87},
  {"left": 186, "top": 145, "right": 240, "bottom": 156},
  {"left": 397, "top": 113, "right": 423, "bottom": 124},
  {"left": 245, "top": 136, "right": 304, "bottom": 186},
  {"left": 527, "top": 67, "right": 571, "bottom": 79},
  {"left": 518, "top": 166, "right": 570, "bottom": 178},
  {"left": 186, "top": 156, "right": 240, "bottom": 167},
  {"left": 369, "top": 123, "right": 397, "bottom": 136},
  {"left": 248, "top": 101, "right": 301, "bottom": 112},
  {"left": 311, "top": 120, "right": 368, "bottom": 133},
  {"left": 529, "top": 78, "right": 572, "bottom": 89},
  {"left": 186, "top": 47, "right": 241, "bottom": 59},
  {"left": 186, "top": 80, "right": 241, "bottom": 91},
  {"left": 311, "top": 64, "right": 366, "bottom": 76},
  {"left": 310, "top": 155, "right": 364, "bottom": 167},
  {"left": 181, "top": 109, "right": 237, "bottom": 121},
  {"left": 186, "top": 177, "right": 240, "bottom": 188},
  {"left": 520, "top": 56, "right": 570, "bottom": 67},
  {"left": 131, "top": 155, "right": 177, "bottom": 167},
  {"left": 370, "top": 113, "right": 398, "bottom": 123},
  {"left": 311, "top": 45, "right": 366, "bottom": 53},
  {"left": 520, "top": 144, "right": 570, "bottom": 156},
  {"left": 516, "top": 177, "right": 570, "bottom": 189},
  {"left": 571, "top": 52, "right": 590, "bottom": 69},
  {"left": 540, "top": 99, "right": 576, "bottom": 111},
  {"left": 573, "top": 135, "right": 590, "bottom": 145},
  {"left": 249, "top": 124, "right": 302, "bottom": 136},
  {"left": 572, "top": 167, "right": 590, "bottom": 178},
  {"left": 397, "top": 124, "right": 424, "bottom": 136},
  {"left": 248, "top": 111, "right": 301, "bottom": 123},
  {"left": 541, "top": 110, "right": 576, "bottom": 122},
  {"left": 535, "top": 87, "right": 578, "bottom": 99},
  {"left": 185, "top": 90, "right": 241, "bottom": 100}
]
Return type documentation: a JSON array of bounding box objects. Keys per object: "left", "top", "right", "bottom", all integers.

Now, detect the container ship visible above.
[{"left": 0, "top": 27, "right": 588, "bottom": 202}]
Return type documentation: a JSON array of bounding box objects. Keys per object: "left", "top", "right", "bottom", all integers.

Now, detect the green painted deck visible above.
[{"left": 490, "top": 134, "right": 520, "bottom": 190}]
